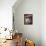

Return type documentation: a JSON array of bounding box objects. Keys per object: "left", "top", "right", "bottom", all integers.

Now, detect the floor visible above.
[
  {"left": 0, "top": 39, "right": 16, "bottom": 46},
  {"left": 0, "top": 39, "right": 24, "bottom": 46},
  {"left": 0, "top": 33, "right": 23, "bottom": 46}
]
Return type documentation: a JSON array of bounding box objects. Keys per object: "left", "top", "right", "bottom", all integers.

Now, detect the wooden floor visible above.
[
  {"left": 0, "top": 39, "right": 16, "bottom": 46},
  {"left": 0, "top": 33, "right": 23, "bottom": 46}
]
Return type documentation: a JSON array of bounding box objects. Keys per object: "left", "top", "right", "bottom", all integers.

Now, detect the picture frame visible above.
[{"left": 24, "top": 14, "right": 33, "bottom": 25}]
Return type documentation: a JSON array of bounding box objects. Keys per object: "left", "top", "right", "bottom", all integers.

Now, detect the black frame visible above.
[{"left": 24, "top": 14, "right": 33, "bottom": 25}]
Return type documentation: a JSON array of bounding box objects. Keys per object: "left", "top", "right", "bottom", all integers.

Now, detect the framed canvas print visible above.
[{"left": 24, "top": 14, "right": 33, "bottom": 25}]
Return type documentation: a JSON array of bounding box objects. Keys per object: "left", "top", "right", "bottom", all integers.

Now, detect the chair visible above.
[{"left": 15, "top": 33, "right": 23, "bottom": 46}]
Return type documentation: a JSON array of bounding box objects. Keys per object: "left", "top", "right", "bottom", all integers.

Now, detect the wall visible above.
[
  {"left": 0, "top": 0, "right": 16, "bottom": 30},
  {"left": 13, "top": 0, "right": 41, "bottom": 46},
  {"left": 41, "top": 0, "right": 46, "bottom": 46}
]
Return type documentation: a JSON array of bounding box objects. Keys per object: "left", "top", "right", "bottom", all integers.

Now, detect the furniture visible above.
[
  {"left": 25, "top": 40, "right": 35, "bottom": 46},
  {"left": 13, "top": 33, "right": 23, "bottom": 46}
]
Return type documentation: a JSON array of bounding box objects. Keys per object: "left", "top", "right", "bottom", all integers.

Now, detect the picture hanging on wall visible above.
[{"left": 24, "top": 14, "right": 33, "bottom": 25}]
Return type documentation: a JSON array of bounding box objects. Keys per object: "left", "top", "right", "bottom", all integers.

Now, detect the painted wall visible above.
[
  {"left": 13, "top": 0, "right": 41, "bottom": 46},
  {"left": 41, "top": 0, "right": 46, "bottom": 46}
]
